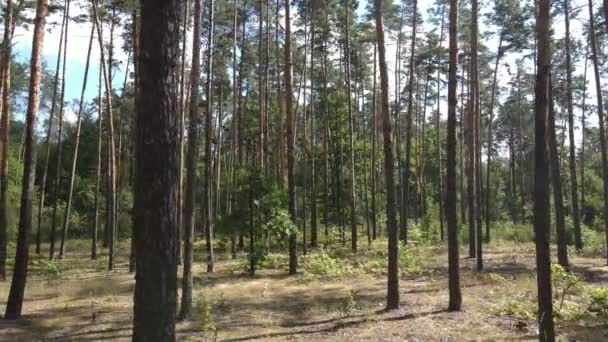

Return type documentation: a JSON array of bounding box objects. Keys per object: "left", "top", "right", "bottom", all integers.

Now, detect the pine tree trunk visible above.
[
  {"left": 37, "top": 1, "right": 68, "bottom": 257},
  {"left": 447, "top": 0, "right": 462, "bottom": 311},
  {"left": 60, "top": 21, "right": 94, "bottom": 258},
  {"left": 344, "top": 0, "right": 357, "bottom": 252},
  {"left": 402, "top": 0, "right": 418, "bottom": 245},
  {"left": 563, "top": 0, "right": 582, "bottom": 250},
  {"left": 4, "top": 0, "right": 48, "bottom": 319},
  {"left": 132, "top": 0, "right": 181, "bottom": 340},
  {"left": 548, "top": 76, "right": 569, "bottom": 269},
  {"left": 374, "top": 0, "right": 399, "bottom": 310},
  {"left": 587, "top": 0, "right": 608, "bottom": 265},
  {"left": 0, "top": 0, "right": 14, "bottom": 281},
  {"left": 436, "top": 2, "right": 446, "bottom": 241},
  {"left": 533, "top": 0, "right": 556, "bottom": 338},
  {"left": 51, "top": 0, "right": 70, "bottom": 259},
  {"left": 92, "top": 0, "right": 117, "bottom": 271},
  {"left": 285, "top": 0, "right": 298, "bottom": 275},
  {"left": 179, "top": 0, "right": 202, "bottom": 320},
  {"left": 484, "top": 34, "right": 503, "bottom": 244},
  {"left": 310, "top": 6, "right": 317, "bottom": 248},
  {"left": 204, "top": 0, "right": 216, "bottom": 273},
  {"left": 371, "top": 43, "right": 378, "bottom": 241},
  {"left": 471, "top": 0, "right": 482, "bottom": 270},
  {"left": 92, "top": 63, "right": 104, "bottom": 260}
]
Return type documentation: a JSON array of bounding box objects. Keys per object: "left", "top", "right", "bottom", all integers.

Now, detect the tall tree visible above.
[
  {"left": 403, "top": 0, "right": 418, "bottom": 245},
  {"left": 36, "top": 0, "right": 68, "bottom": 256},
  {"left": 0, "top": 0, "right": 14, "bottom": 281},
  {"left": 533, "top": 0, "right": 555, "bottom": 339},
  {"left": 204, "top": 0, "right": 216, "bottom": 273},
  {"left": 548, "top": 76, "right": 568, "bottom": 269},
  {"left": 59, "top": 20, "right": 95, "bottom": 257},
  {"left": 446, "top": 0, "right": 462, "bottom": 311},
  {"left": 375, "top": 0, "right": 399, "bottom": 310},
  {"left": 132, "top": 0, "right": 182, "bottom": 339},
  {"left": 285, "top": 0, "right": 298, "bottom": 275},
  {"left": 4, "top": 0, "right": 49, "bottom": 319},
  {"left": 92, "top": 0, "right": 117, "bottom": 271},
  {"left": 563, "top": 0, "right": 582, "bottom": 251},
  {"left": 471, "top": 0, "right": 482, "bottom": 271},
  {"left": 345, "top": 0, "right": 357, "bottom": 252},
  {"left": 587, "top": 0, "right": 608, "bottom": 265},
  {"left": 179, "top": 0, "right": 202, "bottom": 320}
]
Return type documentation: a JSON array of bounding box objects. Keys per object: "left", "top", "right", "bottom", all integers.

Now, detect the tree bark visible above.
[
  {"left": 402, "top": 0, "right": 418, "bottom": 245},
  {"left": 446, "top": 0, "right": 462, "bottom": 311},
  {"left": 179, "top": 0, "right": 202, "bottom": 320},
  {"left": 204, "top": 0, "right": 216, "bottom": 273},
  {"left": 533, "top": 0, "right": 556, "bottom": 339},
  {"left": 4, "top": 0, "right": 48, "bottom": 319},
  {"left": 132, "top": 0, "right": 182, "bottom": 340},
  {"left": 563, "top": 0, "right": 582, "bottom": 251},
  {"left": 548, "top": 76, "right": 568, "bottom": 269},
  {"left": 587, "top": 0, "right": 608, "bottom": 265},
  {"left": 0, "top": 0, "right": 14, "bottom": 281},
  {"left": 374, "top": 0, "right": 399, "bottom": 310},
  {"left": 285, "top": 0, "right": 298, "bottom": 275}
]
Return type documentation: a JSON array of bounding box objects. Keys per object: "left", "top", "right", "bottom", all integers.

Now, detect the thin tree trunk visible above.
[
  {"left": 37, "top": 0, "right": 68, "bottom": 256},
  {"left": 205, "top": 0, "right": 216, "bottom": 273},
  {"left": 471, "top": 0, "right": 481, "bottom": 270},
  {"left": 285, "top": 0, "right": 298, "bottom": 275},
  {"left": 50, "top": 0, "right": 70, "bottom": 260},
  {"left": 587, "top": 0, "right": 608, "bottom": 265},
  {"left": 447, "top": 0, "right": 462, "bottom": 311},
  {"left": 484, "top": 34, "right": 503, "bottom": 244},
  {"left": 92, "top": 0, "right": 117, "bottom": 271},
  {"left": 344, "top": 0, "right": 357, "bottom": 252},
  {"left": 176, "top": 0, "right": 189, "bottom": 266},
  {"left": 371, "top": 43, "right": 378, "bottom": 241},
  {"left": 59, "top": 20, "right": 94, "bottom": 258},
  {"left": 179, "top": 0, "right": 202, "bottom": 320},
  {"left": 310, "top": 5, "right": 317, "bottom": 248},
  {"left": 548, "top": 76, "right": 568, "bottom": 269},
  {"left": 4, "top": 0, "right": 48, "bottom": 320},
  {"left": 436, "top": 2, "right": 446, "bottom": 241},
  {"left": 403, "top": 0, "right": 418, "bottom": 245},
  {"left": 0, "top": 0, "right": 15, "bottom": 281},
  {"left": 92, "top": 61, "right": 104, "bottom": 260},
  {"left": 563, "top": 0, "right": 582, "bottom": 251},
  {"left": 374, "top": 0, "right": 399, "bottom": 310},
  {"left": 580, "top": 43, "right": 588, "bottom": 212}
]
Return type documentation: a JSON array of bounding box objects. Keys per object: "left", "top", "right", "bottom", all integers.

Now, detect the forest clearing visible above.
[{"left": 2, "top": 235, "right": 608, "bottom": 341}]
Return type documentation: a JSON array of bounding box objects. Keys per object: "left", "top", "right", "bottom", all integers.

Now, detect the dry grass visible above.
[{"left": 1, "top": 240, "right": 607, "bottom": 341}]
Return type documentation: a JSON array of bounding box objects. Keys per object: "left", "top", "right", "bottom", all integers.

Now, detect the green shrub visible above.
[
  {"left": 589, "top": 288, "right": 608, "bottom": 315},
  {"left": 195, "top": 297, "right": 217, "bottom": 335},
  {"left": 398, "top": 248, "right": 420, "bottom": 274},
  {"left": 302, "top": 251, "right": 347, "bottom": 276}
]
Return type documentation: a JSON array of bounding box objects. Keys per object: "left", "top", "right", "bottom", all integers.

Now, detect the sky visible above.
[{"left": 4, "top": 0, "right": 603, "bottom": 148}]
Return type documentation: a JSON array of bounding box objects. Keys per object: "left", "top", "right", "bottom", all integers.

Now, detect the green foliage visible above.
[
  {"left": 338, "top": 290, "right": 359, "bottom": 316},
  {"left": 195, "top": 297, "right": 217, "bottom": 336},
  {"left": 589, "top": 288, "right": 608, "bottom": 315},
  {"left": 398, "top": 248, "right": 421, "bottom": 274},
  {"left": 302, "top": 251, "right": 348, "bottom": 276}
]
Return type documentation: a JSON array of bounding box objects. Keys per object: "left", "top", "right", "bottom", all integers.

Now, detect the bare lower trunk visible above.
[{"left": 4, "top": 0, "right": 48, "bottom": 319}]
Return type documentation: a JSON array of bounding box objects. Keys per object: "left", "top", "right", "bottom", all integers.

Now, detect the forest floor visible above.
[{"left": 1, "top": 238, "right": 608, "bottom": 341}]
